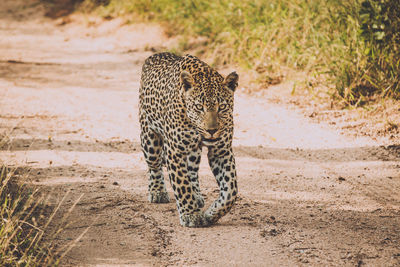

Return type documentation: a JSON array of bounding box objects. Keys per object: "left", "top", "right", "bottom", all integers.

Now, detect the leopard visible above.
[{"left": 139, "top": 52, "right": 238, "bottom": 227}]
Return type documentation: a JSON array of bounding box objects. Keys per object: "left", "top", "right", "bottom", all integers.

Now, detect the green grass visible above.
[{"left": 82, "top": 0, "right": 399, "bottom": 105}]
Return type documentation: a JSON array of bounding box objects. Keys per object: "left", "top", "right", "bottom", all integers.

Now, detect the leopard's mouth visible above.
[{"left": 201, "top": 136, "right": 221, "bottom": 144}]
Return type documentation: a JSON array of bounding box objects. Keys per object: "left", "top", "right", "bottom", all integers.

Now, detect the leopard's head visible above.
[{"left": 180, "top": 68, "right": 238, "bottom": 145}]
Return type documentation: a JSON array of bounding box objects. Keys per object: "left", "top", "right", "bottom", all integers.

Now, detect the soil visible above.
[{"left": 1, "top": 1, "right": 400, "bottom": 266}]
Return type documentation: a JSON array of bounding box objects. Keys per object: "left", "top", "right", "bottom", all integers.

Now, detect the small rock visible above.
[
  {"left": 269, "top": 229, "right": 278, "bottom": 236},
  {"left": 338, "top": 176, "right": 346, "bottom": 182},
  {"left": 112, "top": 181, "right": 119, "bottom": 185}
]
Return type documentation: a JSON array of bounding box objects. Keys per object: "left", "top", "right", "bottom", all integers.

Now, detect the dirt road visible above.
[{"left": 1, "top": 1, "right": 399, "bottom": 266}]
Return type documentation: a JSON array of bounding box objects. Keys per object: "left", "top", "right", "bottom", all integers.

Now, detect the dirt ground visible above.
[{"left": 1, "top": 1, "right": 400, "bottom": 266}]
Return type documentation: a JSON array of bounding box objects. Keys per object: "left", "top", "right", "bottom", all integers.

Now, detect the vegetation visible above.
[
  {"left": 0, "top": 132, "right": 61, "bottom": 266},
  {"left": 0, "top": 130, "right": 84, "bottom": 266},
  {"left": 81, "top": 0, "right": 399, "bottom": 105},
  {"left": 0, "top": 165, "right": 58, "bottom": 266},
  {"left": 355, "top": 0, "right": 400, "bottom": 101}
]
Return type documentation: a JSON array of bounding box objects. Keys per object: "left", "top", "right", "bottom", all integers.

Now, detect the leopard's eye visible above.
[
  {"left": 195, "top": 104, "right": 204, "bottom": 111},
  {"left": 218, "top": 104, "right": 227, "bottom": 111}
]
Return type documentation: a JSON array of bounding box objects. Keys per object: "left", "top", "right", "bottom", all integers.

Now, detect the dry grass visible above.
[
  {"left": 0, "top": 133, "right": 87, "bottom": 266},
  {"left": 0, "top": 164, "right": 57, "bottom": 266}
]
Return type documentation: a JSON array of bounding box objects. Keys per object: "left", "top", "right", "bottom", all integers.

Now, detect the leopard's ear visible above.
[
  {"left": 224, "top": 71, "right": 239, "bottom": 92},
  {"left": 180, "top": 71, "right": 194, "bottom": 92}
]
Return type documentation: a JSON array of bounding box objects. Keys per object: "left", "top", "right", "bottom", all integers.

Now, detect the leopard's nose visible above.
[{"left": 206, "top": 129, "right": 217, "bottom": 136}]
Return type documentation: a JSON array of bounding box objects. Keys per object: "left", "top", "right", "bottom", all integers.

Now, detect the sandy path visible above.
[{"left": 1, "top": 1, "right": 400, "bottom": 266}]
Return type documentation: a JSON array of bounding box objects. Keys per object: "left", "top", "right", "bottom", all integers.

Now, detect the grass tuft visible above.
[
  {"left": 0, "top": 132, "right": 84, "bottom": 266},
  {"left": 0, "top": 164, "right": 58, "bottom": 266}
]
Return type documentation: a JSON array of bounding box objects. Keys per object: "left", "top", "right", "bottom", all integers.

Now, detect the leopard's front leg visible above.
[
  {"left": 165, "top": 142, "right": 209, "bottom": 227},
  {"left": 205, "top": 146, "right": 238, "bottom": 223},
  {"left": 187, "top": 148, "right": 205, "bottom": 208}
]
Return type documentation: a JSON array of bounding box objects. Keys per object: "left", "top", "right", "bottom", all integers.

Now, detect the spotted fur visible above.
[{"left": 139, "top": 52, "right": 238, "bottom": 227}]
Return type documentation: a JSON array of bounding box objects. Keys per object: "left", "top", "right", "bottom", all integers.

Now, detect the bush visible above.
[{"left": 356, "top": 0, "right": 400, "bottom": 99}]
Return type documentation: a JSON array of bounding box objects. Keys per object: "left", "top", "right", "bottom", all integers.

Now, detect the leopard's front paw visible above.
[
  {"left": 194, "top": 193, "right": 205, "bottom": 208},
  {"left": 148, "top": 191, "right": 170, "bottom": 203},
  {"left": 179, "top": 212, "right": 212, "bottom": 228}
]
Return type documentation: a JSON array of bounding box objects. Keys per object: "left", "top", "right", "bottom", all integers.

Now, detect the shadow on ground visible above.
[{"left": 40, "top": 0, "right": 88, "bottom": 18}]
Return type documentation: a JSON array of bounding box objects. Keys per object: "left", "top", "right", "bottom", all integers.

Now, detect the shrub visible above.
[{"left": 356, "top": 0, "right": 400, "bottom": 99}]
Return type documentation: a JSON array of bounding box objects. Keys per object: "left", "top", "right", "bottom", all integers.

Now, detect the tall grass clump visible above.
[
  {"left": 0, "top": 165, "right": 58, "bottom": 266},
  {"left": 83, "top": 0, "right": 399, "bottom": 104},
  {"left": 0, "top": 130, "right": 87, "bottom": 266}
]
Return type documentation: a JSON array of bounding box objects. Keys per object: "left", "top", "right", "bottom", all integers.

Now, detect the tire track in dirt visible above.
[{"left": 1, "top": 1, "right": 400, "bottom": 266}]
